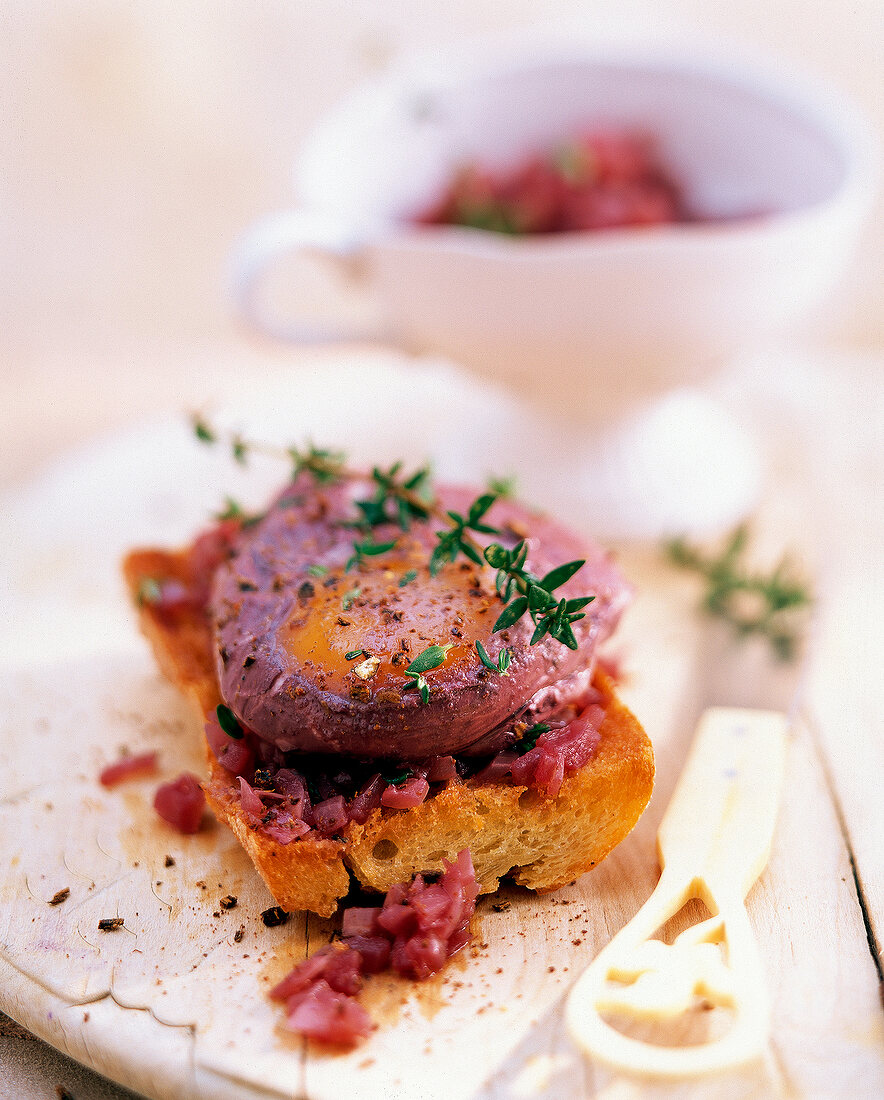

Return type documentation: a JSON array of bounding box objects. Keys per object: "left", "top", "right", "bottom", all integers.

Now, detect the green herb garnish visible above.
[
  {"left": 483, "top": 542, "right": 592, "bottom": 649},
  {"left": 231, "top": 436, "right": 248, "bottom": 465},
  {"left": 666, "top": 525, "right": 812, "bottom": 660},
  {"left": 515, "top": 722, "right": 550, "bottom": 755},
  {"left": 430, "top": 493, "right": 500, "bottom": 575},
  {"left": 216, "top": 496, "right": 244, "bottom": 521},
  {"left": 190, "top": 421, "right": 596, "bottom": 656},
  {"left": 216, "top": 703, "right": 244, "bottom": 740},
  {"left": 346, "top": 538, "right": 398, "bottom": 573},
  {"left": 192, "top": 415, "right": 215, "bottom": 444},
  {"left": 382, "top": 768, "right": 414, "bottom": 786},
  {"left": 341, "top": 586, "right": 361, "bottom": 611},
  {"left": 353, "top": 463, "right": 434, "bottom": 532},
  {"left": 403, "top": 644, "right": 453, "bottom": 704},
  {"left": 345, "top": 649, "right": 365, "bottom": 661},
  {"left": 487, "top": 474, "right": 517, "bottom": 499},
  {"left": 475, "top": 640, "right": 512, "bottom": 675},
  {"left": 214, "top": 497, "right": 263, "bottom": 528},
  {"left": 454, "top": 198, "right": 520, "bottom": 235},
  {"left": 306, "top": 564, "right": 328, "bottom": 578},
  {"left": 288, "top": 443, "right": 346, "bottom": 484}
]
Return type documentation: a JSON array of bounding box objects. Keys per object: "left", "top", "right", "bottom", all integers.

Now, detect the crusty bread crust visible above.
[{"left": 124, "top": 548, "right": 654, "bottom": 917}]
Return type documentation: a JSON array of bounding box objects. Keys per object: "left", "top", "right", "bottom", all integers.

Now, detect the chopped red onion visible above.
[
  {"left": 153, "top": 773, "right": 205, "bottom": 834},
  {"left": 341, "top": 934, "right": 391, "bottom": 974},
  {"left": 348, "top": 773, "right": 384, "bottom": 824},
  {"left": 322, "top": 947, "right": 363, "bottom": 996},
  {"left": 285, "top": 979, "right": 372, "bottom": 1046},
  {"left": 205, "top": 714, "right": 254, "bottom": 777},
  {"left": 237, "top": 776, "right": 265, "bottom": 823},
  {"left": 271, "top": 849, "right": 477, "bottom": 1045},
  {"left": 261, "top": 813, "right": 311, "bottom": 844},
  {"left": 341, "top": 907, "right": 382, "bottom": 938},
  {"left": 381, "top": 775, "right": 429, "bottom": 809},
  {"left": 99, "top": 751, "right": 158, "bottom": 788},
  {"left": 425, "top": 755, "right": 458, "bottom": 782},
  {"left": 313, "top": 795, "right": 348, "bottom": 836}
]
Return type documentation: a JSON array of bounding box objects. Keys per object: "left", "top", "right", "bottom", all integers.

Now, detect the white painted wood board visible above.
[
  {"left": 1, "top": 355, "right": 881, "bottom": 1097},
  {"left": 1, "top": 570, "right": 882, "bottom": 1099}
]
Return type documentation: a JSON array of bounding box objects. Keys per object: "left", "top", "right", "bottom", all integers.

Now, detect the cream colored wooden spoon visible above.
[{"left": 566, "top": 707, "right": 788, "bottom": 1078}]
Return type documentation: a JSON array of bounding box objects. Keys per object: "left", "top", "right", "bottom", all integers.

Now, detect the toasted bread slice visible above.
[{"left": 124, "top": 548, "right": 654, "bottom": 918}]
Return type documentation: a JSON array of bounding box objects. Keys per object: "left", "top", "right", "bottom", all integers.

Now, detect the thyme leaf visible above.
[
  {"left": 539, "top": 559, "right": 586, "bottom": 592},
  {"left": 475, "top": 640, "right": 511, "bottom": 674},
  {"left": 493, "top": 596, "right": 528, "bottom": 632},
  {"left": 231, "top": 436, "right": 248, "bottom": 465},
  {"left": 405, "top": 644, "right": 454, "bottom": 675},
  {"left": 347, "top": 538, "right": 398, "bottom": 572},
  {"left": 402, "top": 643, "right": 453, "bottom": 704},
  {"left": 515, "top": 722, "right": 549, "bottom": 755},
  {"left": 192, "top": 415, "right": 215, "bottom": 444},
  {"left": 216, "top": 704, "right": 244, "bottom": 740},
  {"left": 487, "top": 474, "right": 517, "bottom": 498},
  {"left": 382, "top": 768, "right": 414, "bottom": 786}
]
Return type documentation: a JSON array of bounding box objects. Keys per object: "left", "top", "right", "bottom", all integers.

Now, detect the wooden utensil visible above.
[{"left": 566, "top": 706, "right": 788, "bottom": 1078}]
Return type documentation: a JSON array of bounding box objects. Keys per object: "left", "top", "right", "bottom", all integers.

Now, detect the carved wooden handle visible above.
[{"left": 566, "top": 708, "right": 788, "bottom": 1077}]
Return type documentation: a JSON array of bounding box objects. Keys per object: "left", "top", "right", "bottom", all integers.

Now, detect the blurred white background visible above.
[{"left": 1, "top": 0, "right": 881, "bottom": 487}]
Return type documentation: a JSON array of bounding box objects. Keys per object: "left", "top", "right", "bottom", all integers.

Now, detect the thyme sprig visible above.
[
  {"left": 483, "top": 542, "right": 592, "bottom": 650},
  {"left": 215, "top": 496, "right": 263, "bottom": 527},
  {"left": 475, "top": 640, "right": 512, "bottom": 675},
  {"left": 352, "top": 462, "right": 433, "bottom": 532},
  {"left": 666, "top": 525, "right": 812, "bottom": 661},
  {"left": 192, "top": 418, "right": 595, "bottom": 657},
  {"left": 430, "top": 493, "right": 499, "bottom": 575},
  {"left": 288, "top": 445, "right": 347, "bottom": 484},
  {"left": 193, "top": 414, "right": 347, "bottom": 484}
]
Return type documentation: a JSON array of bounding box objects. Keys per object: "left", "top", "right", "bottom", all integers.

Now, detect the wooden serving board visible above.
[
  {"left": 2, "top": 355, "right": 882, "bottom": 1098},
  {"left": 0, "top": 557, "right": 880, "bottom": 1100}
]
